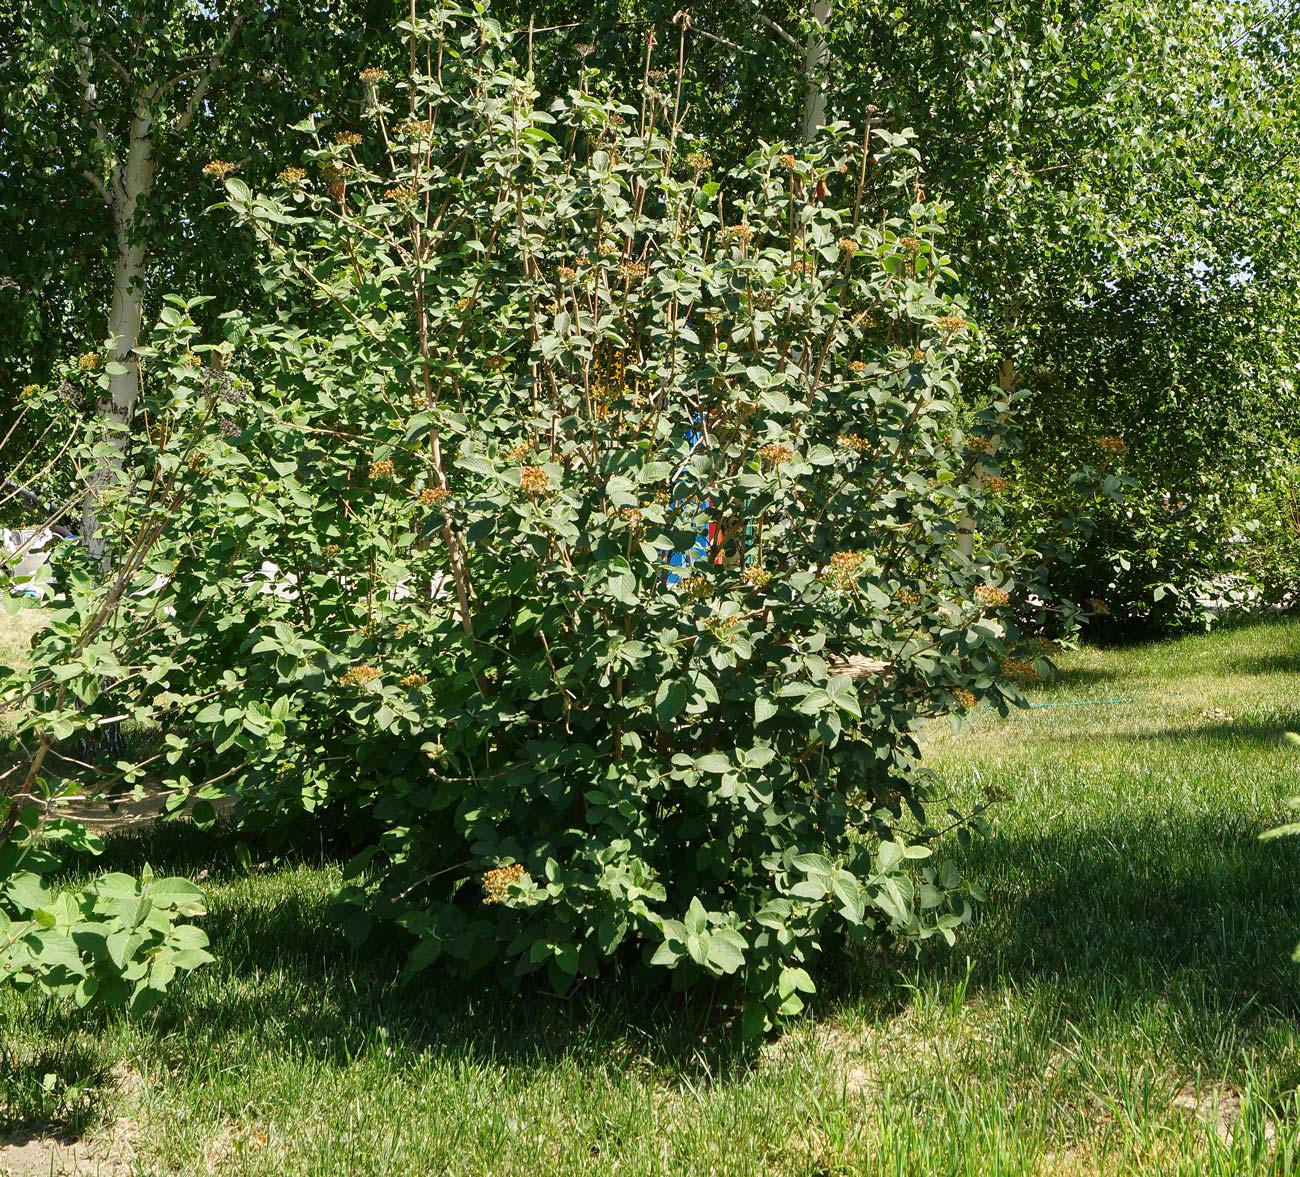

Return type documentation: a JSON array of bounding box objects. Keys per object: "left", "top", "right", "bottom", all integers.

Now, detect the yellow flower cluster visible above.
[
  {"left": 898, "top": 235, "right": 923, "bottom": 254},
  {"left": 19, "top": 383, "right": 40, "bottom": 400},
  {"left": 758, "top": 443, "right": 794, "bottom": 466},
  {"left": 848, "top": 360, "right": 868, "bottom": 375},
  {"left": 619, "top": 506, "right": 642, "bottom": 527},
  {"left": 953, "top": 688, "right": 977, "bottom": 709},
  {"left": 323, "top": 543, "right": 341, "bottom": 558},
  {"left": 725, "top": 224, "right": 754, "bottom": 244},
  {"left": 777, "top": 153, "right": 797, "bottom": 169},
  {"left": 985, "top": 476, "right": 1012, "bottom": 493},
  {"left": 482, "top": 863, "right": 527, "bottom": 904},
  {"left": 557, "top": 266, "right": 578, "bottom": 283},
  {"left": 78, "top": 352, "right": 101, "bottom": 371},
  {"left": 686, "top": 153, "right": 712, "bottom": 172},
  {"left": 1096, "top": 435, "right": 1128, "bottom": 455},
  {"left": 593, "top": 344, "right": 637, "bottom": 409},
  {"left": 838, "top": 238, "right": 860, "bottom": 255},
  {"left": 741, "top": 566, "right": 772, "bottom": 589},
  {"left": 334, "top": 132, "right": 363, "bottom": 148},
  {"left": 386, "top": 182, "right": 419, "bottom": 203},
  {"left": 824, "top": 550, "right": 868, "bottom": 590},
  {"left": 618, "top": 260, "right": 647, "bottom": 282},
  {"left": 203, "top": 160, "right": 236, "bottom": 179},
  {"left": 937, "top": 314, "right": 967, "bottom": 334},
  {"left": 359, "top": 67, "right": 388, "bottom": 83},
  {"left": 1001, "top": 658, "right": 1039, "bottom": 683},
  {"left": 278, "top": 167, "right": 307, "bottom": 184},
  {"left": 597, "top": 240, "right": 620, "bottom": 257},
  {"left": 521, "top": 465, "right": 550, "bottom": 495},
  {"left": 836, "top": 434, "right": 872, "bottom": 454},
  {"left": 339, "top": 665, "right": 381, "bottom": 687},
  {"left": 973, "top": 585, "right": 1010, "bottom": 608},
  {"left": 369, "top": 459, "right": 395, "bottom": 480},
  {"left": 706, "top": 614, "right": 741, "bottom": 640},
  {"left": 400, "top": 672, "right": 428, "bottom": 687},
  {"left": 417, "top": 487, "right": 449, "bottom": 506}
]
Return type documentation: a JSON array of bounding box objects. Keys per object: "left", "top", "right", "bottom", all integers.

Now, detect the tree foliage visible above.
[{"left": 0, "top": 0, "right": 403, "bottom": 527}]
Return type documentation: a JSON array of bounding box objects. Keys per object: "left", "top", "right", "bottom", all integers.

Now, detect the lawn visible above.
[
  {"left": 0, "top": 603, "right": 42, "bottom": 675},
  {"left": 4, "top": 617, "right": 1300, "bottom": 1175}
]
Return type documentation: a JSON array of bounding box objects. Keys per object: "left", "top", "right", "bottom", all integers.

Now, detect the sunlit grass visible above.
[
  {"left": 3, "top": 617, "right": 1300, "bottom": 1174},
  {"left": 0, "top": 603, "right": 43, "bottom": 673}
]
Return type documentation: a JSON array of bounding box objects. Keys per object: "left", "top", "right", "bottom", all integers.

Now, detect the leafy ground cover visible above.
[{"left": 3, "top": 615, "right": 1300, "bottom": 1175}]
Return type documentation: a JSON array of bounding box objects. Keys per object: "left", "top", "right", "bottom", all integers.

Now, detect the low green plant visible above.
[
  {"left": 1009, "top": 471, "right": 1233, "bottom": 639},
  {"left": 4, "top": 6, "right": 1067, "bottom": 1031},
  {"left": 1232, "top": 465, "right": 1300, "bottom": 608},
  {"left": 0, "top": 805, "right": 211, "bottom": 1012}
]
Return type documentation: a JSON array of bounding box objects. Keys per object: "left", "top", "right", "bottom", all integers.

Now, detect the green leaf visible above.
[
  {"left": 654, "top": 679, "right": 688, "bottom": 726},
  {"left": 705, "top": 928, "right": 747, "bottom": 975},
  {"left": 831, "top": 870, "right": 866, "bottom": 924},
  {"left": 5, "top": 873, "right": 49, "bottom": 914},
  {"left": 23, "top": 931, "right": 86, "bottom": 978},
  {"left": 778, "top": 966, "right": 815, "bottom": 1000}
]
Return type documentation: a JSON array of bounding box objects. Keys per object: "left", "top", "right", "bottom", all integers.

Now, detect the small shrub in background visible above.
[
  {"left": 0, "top": 802, "right": 211, "bottom": 1012},
  {"left": 5, "top": 7, "right": 1060, "bottom": 1030},
  {"left": 1232, "top": 463, "right": 1300, "bottom": 610}
]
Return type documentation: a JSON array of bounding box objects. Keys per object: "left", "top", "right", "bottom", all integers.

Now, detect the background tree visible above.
[{"left": 0, "top": 0, "right": 403, "bottom": 536}]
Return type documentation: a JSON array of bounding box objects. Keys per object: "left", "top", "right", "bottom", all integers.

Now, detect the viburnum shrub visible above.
[{"left": 5, "top": 7, "right": 1056, "bottom": 1030}]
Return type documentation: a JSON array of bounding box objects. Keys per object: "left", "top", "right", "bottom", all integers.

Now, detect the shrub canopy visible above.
[{"left": 4, "top": 7, "right": 1063, "bottom": 1028}]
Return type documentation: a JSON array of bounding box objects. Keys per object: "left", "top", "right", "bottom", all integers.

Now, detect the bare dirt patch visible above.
[{"left": 0, "top": 1117, "right": 138, "bottom": 1177}]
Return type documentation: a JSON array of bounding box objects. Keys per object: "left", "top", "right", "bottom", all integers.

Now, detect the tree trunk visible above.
[
  {"left": 799, "top": 0, "right": 832, "bottom": 143},
  {"left": 82, "top": 98, "right": 155, "bottom": 562}
]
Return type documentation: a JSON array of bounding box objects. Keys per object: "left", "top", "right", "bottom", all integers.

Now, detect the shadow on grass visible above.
[
  {"left": 0, "top": 1040, "right": 113, "bottom": 1137},
  {"left": 1117, "top": 712, "right": 1300, "bottom": 748},
  {"left": 1045, "top": 665, "right": 1130, "bottom": 692},
  {"left": 939, "top": 809, "right": 1300, "bottom": 1024},
  {"left": 1223, "top": 652, "right": 1300, "bottom": 677},
  {"left": 20, "top": 790, "right": 1300, "bottom": 1127},
  {"left": 34, "top": 821, "right": 766, "bottom": 1094}
]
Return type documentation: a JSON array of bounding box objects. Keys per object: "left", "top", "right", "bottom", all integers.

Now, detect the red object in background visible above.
[{"left": 708, "top": 520, "right": 726, "bottom": 563}]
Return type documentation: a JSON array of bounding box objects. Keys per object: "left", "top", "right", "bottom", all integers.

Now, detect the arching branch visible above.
[{"left": 172, "top": 10, "right": 246, "bottom": 135}]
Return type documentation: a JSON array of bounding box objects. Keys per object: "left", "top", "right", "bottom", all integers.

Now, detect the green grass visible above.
[
  {"left": 4, "top": 618, "right": 1300, "bottom": 1174},
  {"left": 0, "top": 603, "right": 42, "bottom": 674}
]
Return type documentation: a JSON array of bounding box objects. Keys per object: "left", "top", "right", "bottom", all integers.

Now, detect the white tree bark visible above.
[
  {"left": 799, "top": 0, "right": 832, "bottom": 143},
  {"left": 82, "top": 97, "right": 156, "bottom": 560},
  {"left": 70, "top": 7, "right": 244, "bottom": 562},
  {"left": 107, "top": 97, "right": 156, "bottom": 419}
]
